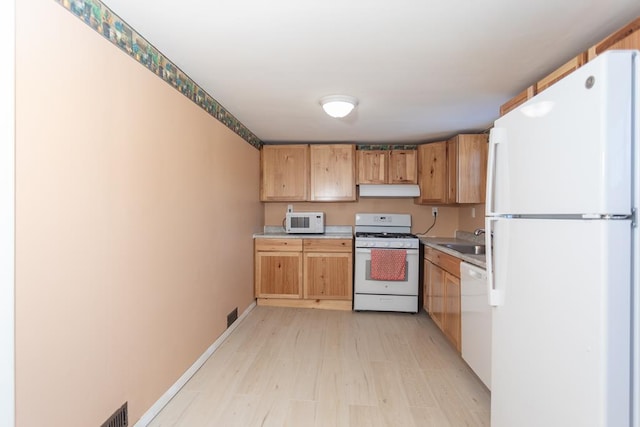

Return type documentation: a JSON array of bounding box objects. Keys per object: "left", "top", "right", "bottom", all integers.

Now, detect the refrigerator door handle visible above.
[
  {"left": 486, "top": 127, "right": 505, "bottom": 216},
  {"left": 486, "top": 217, "right": 505, "bottom": 306}
]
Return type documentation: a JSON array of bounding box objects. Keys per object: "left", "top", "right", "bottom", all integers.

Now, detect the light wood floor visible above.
[{"left": 148, "top": 306, "right": 490, "bottom": 427}]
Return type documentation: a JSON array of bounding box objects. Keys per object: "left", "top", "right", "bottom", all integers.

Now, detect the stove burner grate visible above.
[{"left": 355, "top": 232, "right": 418, "bottom": 239}]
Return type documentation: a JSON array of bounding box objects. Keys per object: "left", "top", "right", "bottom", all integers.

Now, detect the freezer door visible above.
[
  {"left": 487, "top": 50, "right": 635, "bottom": 216},
  {"left": 489, "top": 218, "right": 631, "bottom": 427}
]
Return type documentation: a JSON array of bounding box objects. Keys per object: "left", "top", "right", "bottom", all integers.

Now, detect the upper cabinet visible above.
[
  {"left": 535, "top": 53, "right": 587, "bottom": 95},
  {"left": 388, "top": 150, "right": 418, "bottom": 184},
  {"left": 416, "top": 141, "right": 448, "bottom": 204},
  {"left": 416, "top": 134, "right": 488, "bottom": 205},
  {"left": 499, "top": 85, "right": 535, "bottom": 117},
  {"left": 588, "top": 16, "right": 640, "bottom": 60},
  {"left": 260, "top": 144, "right": 309, "bottom": 201},
  {"left": 357, "top": 149, "right": 417, "bottom": 184},
  {"left": 261, "top": 144, "right": 356, "bottom": 202},
  {"left": 309, "top": 144, "right": 356, "bottom": 201},
  {"left": 500, "top": 16, "right": 640, "bottom": 117},
  {"left": 447, "top": 134, "right": 489, "bottom": 204},
  {"left": 357, "top": 150, "right": 387, "bottom": 184}
]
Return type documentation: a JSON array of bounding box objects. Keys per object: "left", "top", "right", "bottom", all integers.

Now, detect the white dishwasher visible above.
[{"left": 460, "top": 261, "right": 491, "bottom": 390}]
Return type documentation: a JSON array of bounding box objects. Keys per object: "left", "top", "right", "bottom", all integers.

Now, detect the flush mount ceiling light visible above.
[{"left": 319, "top": 95, "right": 359, "bottom": 118}]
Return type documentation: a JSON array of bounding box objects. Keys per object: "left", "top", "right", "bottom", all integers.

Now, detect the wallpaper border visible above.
[{"left": 54, "top": 0, "right": 263, "bottom": 149}]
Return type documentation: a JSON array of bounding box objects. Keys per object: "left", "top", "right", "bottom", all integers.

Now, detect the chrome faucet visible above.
[{"left": 474, "top": 228, "right": 485, "bottom": 236}]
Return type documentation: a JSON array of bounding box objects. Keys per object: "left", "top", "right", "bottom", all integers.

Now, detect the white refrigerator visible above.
[{"left": 486, "top": 50, "right": 639, "bottom": 427}]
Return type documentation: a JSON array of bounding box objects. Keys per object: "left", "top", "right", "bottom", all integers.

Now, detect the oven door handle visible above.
[{"left": 355, "top": 248, "right": 418, "bottom": 254}]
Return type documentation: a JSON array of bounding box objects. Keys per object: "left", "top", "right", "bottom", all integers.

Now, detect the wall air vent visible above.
[
  {"left": 101, "top": 402, "right": 128, "bottom": 427},
  {"left": 227, "top": 307, "right": 238, "bottom": 328}
]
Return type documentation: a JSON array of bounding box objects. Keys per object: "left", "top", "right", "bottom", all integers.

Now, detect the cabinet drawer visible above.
[
  {"left": 424, "top": 246, "right": 461, "bottom": 277},
  {"left": 255, "top": 238, "right": 303, "bottom": 252},
  {"left": 303, "top": 239, "right": 352, "bottom": 252}
]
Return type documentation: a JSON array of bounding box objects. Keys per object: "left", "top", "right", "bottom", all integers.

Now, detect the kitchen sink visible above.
[{"left": 439, "top": 243, "right": 486, "bottom": 255}]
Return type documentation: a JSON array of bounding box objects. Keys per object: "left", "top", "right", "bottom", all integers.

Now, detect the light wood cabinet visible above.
[
  {"left": 536, "top": 52, "right": 587, "bottom": 95},
  {"left": 428, "top": 260, "right": 445, "bottom": 330},
  {"left": 423, "top": 259, "right": 431, "bottom": 313},
  {"left": 443, "top": 272, "right": 461, "bottom": 352},
  {"left": 255, "top": 237, "right": 353, "bottom": 310},
  {"left": 303, "top": 239, "right": 352, "bottom": 300},
  {"left": 357, "top": 149, "right": 417, "bottom": 185},
  {"left": 416, "top": 141, "right": 448, "bottom": 204},
  {"left": 447, "top": 134, "right": 489, "bottom": 204},
  {"left": 416, "top": 135, "right": 487, "bottom": 205},
  {"left": 588, "top": 16, "right": 640, "bottom": 60},
  {"left": 260, "top": 145, "right": 309, "bottom": 201},
  {"left": 309, "top": 144, "right": 356, "bottom": 201},
  {"left": 424, "top": 246, "right": 462, "bottom": 352},
  {"left": 255, "top": 239, "right": 303, "bottom": 299},
  {"left": 357, "top": 150, "right": 387, "bottom": 184},
  {"left": 499, "top": 85, "right": 535, "bottom": 116},
  {"left": 501, "top": 16, "right": 640, "bottom": 117},
  {"left": 388, "top": 150, "right": 418, "bottom": 184},
  {"left": 500, "top": 54, "right": 587, "bottom": 116},
  {"left": 261, "top": 144, "right": 356, "bottom": 202}
]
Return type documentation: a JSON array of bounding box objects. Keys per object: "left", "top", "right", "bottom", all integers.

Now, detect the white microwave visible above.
[{"left": 285, "top": 212, "right": 325, "bottom": 234}]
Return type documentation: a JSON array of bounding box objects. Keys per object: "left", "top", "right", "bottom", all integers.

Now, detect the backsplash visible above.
[
  {"left": 455, "top": 230, "right": 486, "bottom": 244},
  {"left": 53, "top": 0, "right": 262, "bottom": 149}
]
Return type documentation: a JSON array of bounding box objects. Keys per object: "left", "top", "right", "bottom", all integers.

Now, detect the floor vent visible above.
[
  {"left": 227, "top": 307, "right": 238, "bottom": 328},
  {"left": 101, "top": 402, "right": 128, "bottom": 427}
]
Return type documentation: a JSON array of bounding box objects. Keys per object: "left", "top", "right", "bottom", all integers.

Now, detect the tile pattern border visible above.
[
  {"left": 54, "top": 0, "right": 263, "bottom": 149},
  {"left": 356, "top": 144, "right": 418, "bottom": 150}
]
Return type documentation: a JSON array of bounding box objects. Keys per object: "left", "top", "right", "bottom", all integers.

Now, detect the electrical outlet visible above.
[
  {"left": 287, "top": 204, "right": 293, "bottom": 213},
  {"left": 471, "top": 207, "right": 476, "bottom": 218},
  {"left": 432, "top": 207, "right": 438, "bottom": 216}
]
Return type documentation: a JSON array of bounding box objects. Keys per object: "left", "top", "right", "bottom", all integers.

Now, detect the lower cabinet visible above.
[
  {"left": 424, "top": 246, "right": 461, "bottom": 352},
  {"left": 255, "top": 238, "right": 352, "bottom": 310},
  {"left": 443, "top": 272, "right": 461, "bottom": 351},
  {"left": 255, "top": 239, "right": 303, "bottom": 299}
]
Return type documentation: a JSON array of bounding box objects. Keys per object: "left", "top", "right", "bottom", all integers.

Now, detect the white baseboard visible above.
[{"left": 134, "top": 301, "right": 257, "bottom": 426}]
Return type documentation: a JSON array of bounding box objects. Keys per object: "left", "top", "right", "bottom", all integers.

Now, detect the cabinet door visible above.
[
  {"left": 423, "top": 259, "right": 432, "bottom": 313},
  {"left": 310, "top": 144, "right": 356, "bottom": 201},
  {"left": 588, "top": 16, "right": 640, "bottom": 60},
  {"left": 357, "top": 150, "right": 387, "bottom": 184},
  {"left": 260, "top": 145, "right": 308, "bottom": 201},
  {"left": 429, "top": 263, "right": 445, "bottom": 329},
  {"left": 304, "top": 252, "right": 353, "bottom": 300},
  {"left": 535, "top": 53, "right": 587, "bottom": 94},
  {"left": 452, "top": 134, "right": 489, "bottom": 204},
  {"left": 416, "top": 142, "right": 448, "bottom": 204},
  {"left": 499, "top": 85, "right": 535, "bottom": 116},
  {"left": 255, "top": 251, "right": 303, "bottom": 298},
  {"left": 389, "top": 150, "right": 418, "bottom": 184},
  {"left": 443, "top": 272, "right": 461, "bottom": 352}
]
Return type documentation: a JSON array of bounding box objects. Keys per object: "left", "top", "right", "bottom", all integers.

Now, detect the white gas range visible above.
[{"left": 353, "top": 213, "right": 419, "bottom": 313}]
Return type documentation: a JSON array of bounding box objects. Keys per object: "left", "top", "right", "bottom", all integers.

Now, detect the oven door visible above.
[{"left": 354, "top": 247, "right": 419, "bottom": 295}]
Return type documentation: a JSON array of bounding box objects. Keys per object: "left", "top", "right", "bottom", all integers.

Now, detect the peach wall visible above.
[
  {"left": 458, "top": 204, "right": 486, "bottom": 233},
  {"left": 15, "top": 1, "right": 262, "bottom": 425},
  {"left": 1, "top": 1, "right": 16, "bottom": 425},
  {"left": 265, "top": 200, "right": 461, "bottom": 237}
]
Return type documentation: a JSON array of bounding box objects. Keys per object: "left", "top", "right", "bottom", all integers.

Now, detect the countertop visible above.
[
  {"left": 253, "top": 225, "right": 353, "bottom": 239},
  {"left": 419, "top": 232, "right": 486, "bottom": 269},
  {"left": 254, "top": 226, "right": 486, "bottom": 268}
]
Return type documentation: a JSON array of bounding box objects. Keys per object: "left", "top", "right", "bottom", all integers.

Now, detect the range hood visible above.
[{"left": 358, "top": 184, "right": 420, "bottom": 198}]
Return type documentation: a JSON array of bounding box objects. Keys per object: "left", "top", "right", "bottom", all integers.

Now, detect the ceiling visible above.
[{"left": 103, "top": 0, "right": 640, "bottom": 145}]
